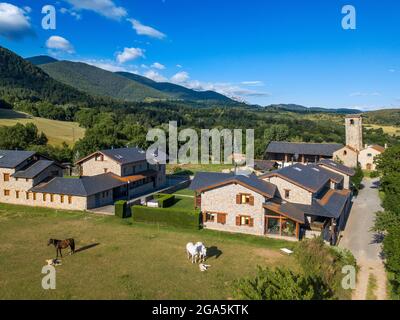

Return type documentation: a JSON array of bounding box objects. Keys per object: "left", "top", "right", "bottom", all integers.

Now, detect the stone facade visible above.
[
  {"left": 333, "top": 146, "right": 358, "bottom": 168},
  {"left": 359, "top": 146, "right": 383, "bottom": 171},
  {"left": 261, "top": 176, "right": 313, "bottom": 205},
  {"left": 319, "top": 165, "right": 351, "bottom": 190},
  {"left": 80, "top": 154, "right": 122, "bottom": 176},
  {"left": 345, "top": 116, "right": 363, "bottom": 152},
  {"left": 200, "top": 184, "right": 267, "bottom": 236}
]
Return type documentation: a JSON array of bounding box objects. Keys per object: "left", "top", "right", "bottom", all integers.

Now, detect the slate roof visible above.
[
  {"left": 0, "top": 150, "right": 36, "bottom": 169},
  {"left": 254, "top": 160, "right": 278, "bottom": 172},
  {"left": 12, "top": 160, "right": 58, "bottom": 179},
  {"left": 266, "top": 142, "right": 344, "bottom": 157},
  {"left": 30, "top": 173, "right": 126, "bottom": 197},
  {"left": 189, "top": 172, "right": 277, "bottom": 198},
  {"left": 318, "top": 159, "right": 356, "bottom": 177},
  {"left": 265, "top": 189, "right": 351, "bottom": 222},
  {"left": 76, "top": 147, "right": 167, "bottom": 166},
  {"left": 262, "top": 163, "right": 344, "bottom": 193}
]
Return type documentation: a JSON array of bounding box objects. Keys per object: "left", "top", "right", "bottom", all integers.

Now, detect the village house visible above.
[
  {"left": 265, "top": 115, "right": 387, "bottom": 170},
  {"left": 0, "top": 147, "right": 166, "bottom": 211},
  {"left": 189, "top": 160, "right": 355, "bottom": 244}
]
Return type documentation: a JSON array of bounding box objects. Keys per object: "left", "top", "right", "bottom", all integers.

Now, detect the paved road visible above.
[{"left": 339, "top": 178, "right": 387, "bottom": 300}]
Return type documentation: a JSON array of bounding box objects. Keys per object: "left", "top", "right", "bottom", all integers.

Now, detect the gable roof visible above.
[
  {"left": 12, "top": 160, "right": 60, "bottom": 179},
  {"left": 189, "top": 172, "right": 277, "bottom": 198},
  {"left": 266, "top": 142, "right": 344, "bottom": 157},
  {"left": 262, "top": 163, "right": 344, "bottom": 193},
  {"left": 254, "top": 160, "right": 278, "bottom": 172},
  {"left": 370, "top": 145, "right": 386, "bottom": 153},
  {"left": 76, "top": 147, "right": 166, "bottom": 166},
  {"left": 30, "top": 173, "right": 126, "bottom": 197},
  {"left": 0, "top": 150, "right": 36, "bottom": 169},
  {"left": 318, "top": 159, "right": 355, "bottom": 177}
]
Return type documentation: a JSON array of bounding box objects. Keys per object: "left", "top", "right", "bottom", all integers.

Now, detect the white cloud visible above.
[
  {"left": 60, "top": 7, "right": 82, "bottom": 20},
  {"left": 0, "top": 3, "right": 33, "bottom": 40},
  {"left": 76, "top": 59, "right": 139, "bottom": 73},
  {"left": 171, "top": 71, "right": 190, "bottom": 84},
  {"left": 128, "top": 19, "right": 166, "bottom": 39},
  {"left": 241, "top": 81, "right": 264, "bottom": 86},
  {"left": 176, "top": 64, "right": 183, "bottom": 68},
  {"left": 389, "top": 69, "right": 396, "bottom": 73},
  {"left": 46, "top": 36, "right": 75, "bottom": 54},
  {"left": 350, "top": 92, "right": 381, "bottom": 97},
  {"left": 63, "top": 0, "right": 127, "bottom": 20},
  {"left": 151, "top": 62, "right": 166, "bottom": 70},
  {"left": 144, "top": 70, "right": 167, "bottom": 82},
  {"left": 116, "top": 47, "right": 145, "bottom": 64}
]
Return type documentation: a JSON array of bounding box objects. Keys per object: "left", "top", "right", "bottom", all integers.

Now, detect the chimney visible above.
[
  {"left": 365, "top": 144, "right": 368, "bottom": 149},
  {"left": 385, "top": 143, "right": 388, "bottom": 149}
]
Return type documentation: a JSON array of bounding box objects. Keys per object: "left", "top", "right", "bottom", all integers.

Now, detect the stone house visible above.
[
  {"left": 359, "top": 145, "right": 386, "bottom": 171},
  {"left": 190, "top": 161, "right": 353, "bottom": 245},
  {"left": 0, "top": 148, "right": 167, "bottom": 211}
]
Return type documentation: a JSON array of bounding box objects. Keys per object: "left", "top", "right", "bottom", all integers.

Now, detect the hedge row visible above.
[
  {"left": 115, "top": 200, "right": 130, "bottom": 219},
  {"left": 154, "top": 194, "right": 175, "bottom": 208},
  {"left": 131, "top": 205, "right": 201, "bottom": 229}
]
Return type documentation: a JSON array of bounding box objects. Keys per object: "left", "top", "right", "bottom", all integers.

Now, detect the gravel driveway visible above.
[{"left": 339, "top": 178, "right": 387, "bottom": 300}]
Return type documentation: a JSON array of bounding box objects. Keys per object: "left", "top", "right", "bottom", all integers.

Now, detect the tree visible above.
[
  {"left": 351, "top": 165, "right": 364, "bottom": 192},
  {"left": 263, "top": 124, "right": 290, "bottom": 143},
  {"left": 233, "top": 266, "right": 333, "bottom": 300}
]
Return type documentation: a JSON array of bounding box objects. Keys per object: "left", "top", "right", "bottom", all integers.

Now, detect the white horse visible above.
[
  {"left": 186, "top": 242, "right": 199, "bottom": 264},
  {"left": 195, "top": 242, "right": 207, "bottom": 263}
]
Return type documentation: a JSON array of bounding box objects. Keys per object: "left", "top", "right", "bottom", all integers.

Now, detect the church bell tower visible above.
[{"left": 345, "top": 115, "right": 363, "bottom": 152}]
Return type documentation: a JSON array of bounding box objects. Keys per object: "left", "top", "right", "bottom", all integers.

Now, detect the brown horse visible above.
[{"left": 48, "top": 239, "right": 75, "bottom": 258}]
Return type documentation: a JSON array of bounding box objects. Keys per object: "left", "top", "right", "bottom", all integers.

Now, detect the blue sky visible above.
[{"left": 0, "top": 0, "right": 399, "bottom": 110}]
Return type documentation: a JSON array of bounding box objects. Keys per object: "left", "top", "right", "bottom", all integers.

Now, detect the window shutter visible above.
[
  {"left": 236, "top": 194, "right": 241, "bottom": 204},
  {"left": 202, "top": 212, "right": 207, "bottom": 224},
  {"left": 221, "top": 214, "right": 226, "bottom": 225},
  {"left": 249, "top": 218, "right": 254, "bottom": 227},
  {"left": 249, "top": 196, "right": 254, "bottom": 206},
  {"left": 236, "top": 216, "right": 241, "bottom": 226}
]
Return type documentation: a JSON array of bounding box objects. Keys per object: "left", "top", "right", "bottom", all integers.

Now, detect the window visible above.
[
  {"left": 95, "top": 155, "right": 104, "bottom": 162},
  {"left": 68, "top": 196, "right": 72, "bottom": 204},
  {"left": 26, "top": 192, "right": 29, "bottom": 200},
  {"left": 16, "top": 191, "right": 20, "bottom": 199},
  {"left": 236, "top": 193, "right": 254, "bottom": 205},
  {"left": 43, "top": 194, "right": 47, "bottom": 201},
  {"left": 4, "top": 190, "right": 10, "bottom": 196},
  {"left": 60, "top": 195, "right": 64, "bottom": 203},
  {"left": 33, "top": 193, "right": 37, "bottom": 201},
  {"left": 50, "top": 194, "right": 54, "bottom": 203},
  {"left": 204, "top": 212, "right": 227, "bottom": 224},
  {"left": 3, "top": 173, "right": 10, "bottom": 182},
  {"left": 367, "top": 153, "right": 373, "bottom": 157},
  {"left": 236, "top": 215, "right": 254, "bottom": 227},
  {"left": 284, "top": 189, "right": 291, "bottom": 199},
  {"left": 104, "top": 168, "right": 108, "bottom": 173},
  {"left": 350, "top": 119, "right": 355, "bottom": 125},
  {"left": 205, "top": 212, "right": 216, "bottom": 222},
  {"left": 343, "top": 150, "right": 348, "bottom": 156}
]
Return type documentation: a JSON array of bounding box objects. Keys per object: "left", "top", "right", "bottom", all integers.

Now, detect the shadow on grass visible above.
[
  {"left": 207, "top": 246, "right": 223, "bottom": 259},
  {"left": 75, "top": 243, "right": 100, "bottom": 254}
]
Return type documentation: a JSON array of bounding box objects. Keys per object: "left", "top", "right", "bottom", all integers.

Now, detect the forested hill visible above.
[
  {"left": 0, "top": 46, "right": 93, "bottom": 105},
  {"left": 116, "top": 71, "right": 234, "bottom": 102},
  {"left": 39, "top": 61, "right": 171, "bottom": 102},
  {"left": 26, "top": 55, "right": 58, "bottom": 65}
]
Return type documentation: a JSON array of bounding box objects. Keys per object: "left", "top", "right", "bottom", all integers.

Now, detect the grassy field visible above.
[
  {"left": 364, "top": 124, "right": 400, "bottom": 136},
  {"left": 0, "top": 109, "right": 85, "bottom": 146},
  {"left": 0, "top": 203, "right": 295, "bottom": 300}
]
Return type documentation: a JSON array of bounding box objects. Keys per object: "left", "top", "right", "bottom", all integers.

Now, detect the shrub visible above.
[
  {"left": 115, "top": 200, "right": 129, "bottom": 219},
  {"left": 131, "top": 205, "right": 200, "bottom": 229},
  {"left": 233, "top": 266, "right": 333, "bottom": 300},
  {"left": 294, "top": 237, "right": 357, "bottom": 300},
  {"left": 154, "top": 194, "right": 175, "bottom": 208},
  {"left": 370, "top": 171, "right": 380, "bottom": 178}
]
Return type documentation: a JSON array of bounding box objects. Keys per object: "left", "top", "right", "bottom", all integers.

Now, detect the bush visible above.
[
  {"left": 233, "top": 266, "right": 333, "bottom": 300},
  {"left": 154, "top": 194, "right": 175, "bottom": 208},
  {"left": 370, "top": 171, "right": 380, "bottom": 178},
  {"left": 115, "top": 200, "right": 130, "bottom": 219},
  {"left": 131, "top": 205, "right": 200, "bottom": 229}
]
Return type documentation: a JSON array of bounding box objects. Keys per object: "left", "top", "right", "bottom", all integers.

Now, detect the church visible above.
[{"left": 265, "top": 115, "right": 386, "bottom": 170}]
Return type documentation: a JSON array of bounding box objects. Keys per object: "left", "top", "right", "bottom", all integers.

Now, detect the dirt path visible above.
[{"left": 339, "top": 178, "right": 387, "bottom": 300}]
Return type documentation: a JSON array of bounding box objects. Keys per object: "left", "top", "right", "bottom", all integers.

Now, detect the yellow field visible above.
[
  {"left": 364, "top": 124, "right": 400, "bottom": 136},
  {"left": 0, "top": 109, "right": 85, "bottom": 146}
]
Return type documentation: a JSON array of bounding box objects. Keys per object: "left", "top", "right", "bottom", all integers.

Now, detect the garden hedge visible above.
[
  {"left": 115, "top": 200, "right": 130, "bottom": 219},
  {"left": 131, "top": 205, "right": 200, "bottom": 229},
  {"left": 154, "top": 194, "right": 175, "bottom": 208}
]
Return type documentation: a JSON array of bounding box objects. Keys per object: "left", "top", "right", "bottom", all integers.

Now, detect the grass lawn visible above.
[
  {"left": 173, "top": 189, "right": 195, "bottom": 197},
  {"left": 0, "top": 203, "right": 296, "bottom": 300},
  {"left": 0, "top": 109, "right": 85, "bottom": 146},
  {"left": 167, "top": 163, "right": 233, "bottom": 175}
]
